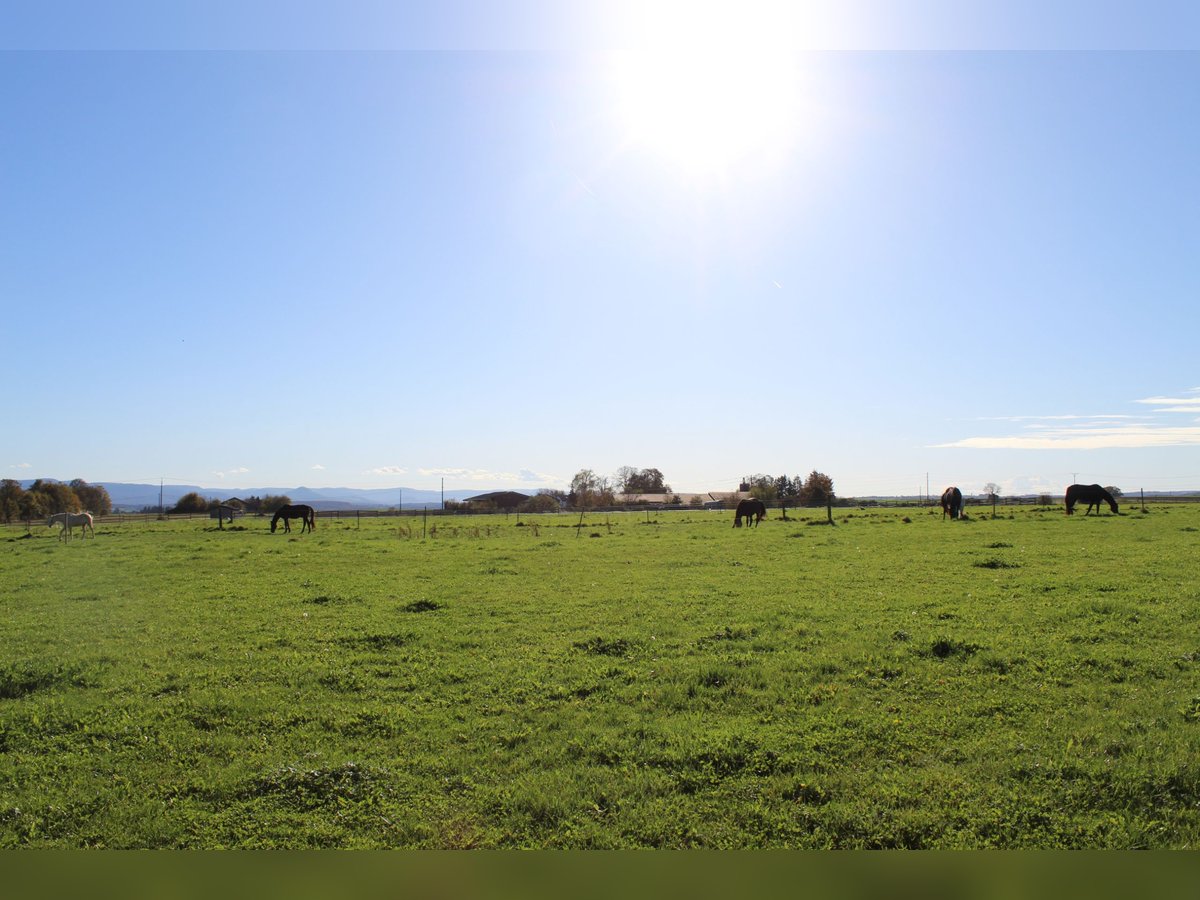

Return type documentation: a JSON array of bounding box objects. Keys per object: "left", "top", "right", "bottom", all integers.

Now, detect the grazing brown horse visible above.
[
  {"left": 733, "top": 498, "right": 766, "bottom": 528},
  {"left": 271, "top": 504, "right": 316, "bottom": 533},
  {"left": 940, "top": 486, "right": 963, "bottom": 520},
  {"left": 1065, "top": 484, "right": 1118, "bottom": 516}
]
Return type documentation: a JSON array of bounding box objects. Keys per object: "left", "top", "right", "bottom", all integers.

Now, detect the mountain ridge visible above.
[{"left": 17, "top": 480, "right": 535, "bottom": 511}]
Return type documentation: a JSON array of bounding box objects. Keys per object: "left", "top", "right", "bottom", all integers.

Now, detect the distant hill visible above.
[{"left": 18, "top": 480, "right": 505, "bottom": 511}]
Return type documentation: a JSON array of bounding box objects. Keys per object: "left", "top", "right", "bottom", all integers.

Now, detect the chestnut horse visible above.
[
  {"left": 271, "top": 504, "right": 316, "bottom": 533},
  {"left": 733, "top": 498, "right": 766, "bottom": 528},
  {"left": 1065, "top": 484, "right": 1118, "bottom": 516}
]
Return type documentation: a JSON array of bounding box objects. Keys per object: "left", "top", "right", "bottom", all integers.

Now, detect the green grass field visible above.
[{"left": 2, "top": 504, "right": 1199, "bottom": 848}]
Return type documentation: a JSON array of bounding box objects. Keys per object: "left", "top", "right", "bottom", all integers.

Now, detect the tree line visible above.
[
  {"left": 0, "top": 468, "right": 838, "bottom": 523},
  {"left": 741, "top": 471, "right": 835, "bottom": 506},
  {"left": 164, "top": 493, "right": 294, "bottom": 515},
  {"left": 562, "top": 467, "right": 835, "bottom": 510},
  {"left": 0, "top": 479, "right": 113, "bottom": 523}
]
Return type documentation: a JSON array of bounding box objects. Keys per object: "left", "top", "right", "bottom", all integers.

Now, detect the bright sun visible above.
[{"left": 609, "top": 3, "right": 806, "bottom": 178}]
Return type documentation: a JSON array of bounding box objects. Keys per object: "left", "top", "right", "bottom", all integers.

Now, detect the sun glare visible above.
[{"left": 610, "top": 3, "right": 807, "bottom": 178}]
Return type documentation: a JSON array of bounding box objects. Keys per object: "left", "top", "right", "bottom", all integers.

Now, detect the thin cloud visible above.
[
  {"left": 213, "top": 467, "right": 250, "bottom": 479},
  {"left": 1135, "top": 388, "right": 1200, "bottom": 412},
  {"left": 419, "top": 467, "right": 520, "bottom": 482},
  {"left": 935, "top": 423, "right": 1200, "bottom": 450},
  {"left": 11, "top": 462, "right": 32, "bottom": 469},
  {"left": 311, "top": 464, "right": 325, "bottom": 470},
  {"left": 369, "top": 466, "right": 407, "bottom": 476},
  {"left": 415, "top": 467, "right": 561, "bottom": 485},
  {"left": 518, "top": 469, "right": 560, "bottom": 485},
  {"left": 938, "top": 388, "right": 1200, "bottom": 450},
  {"left": 974, "top": 414, "right": 1141, "bottom": 422}
]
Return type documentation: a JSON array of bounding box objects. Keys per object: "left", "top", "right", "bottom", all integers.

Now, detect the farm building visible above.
[
  {"left": 210, "top": 498, "right": 247, "bottom": 525},
  {"left": 463, "top": 491, "right": 530, "bottom": 510}
]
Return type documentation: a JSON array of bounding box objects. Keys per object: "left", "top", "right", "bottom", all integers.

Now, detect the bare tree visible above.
[{"left": 569, "top": 470, "right": 614, "bottom": 508}]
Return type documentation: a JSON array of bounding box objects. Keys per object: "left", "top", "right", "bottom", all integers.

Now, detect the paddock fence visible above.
[{"left": 4, "top": 491, "right": 1198, "bottom": 531}]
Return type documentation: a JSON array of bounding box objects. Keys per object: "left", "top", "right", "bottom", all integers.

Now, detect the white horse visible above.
[{"left": 48, "top": 511, "right": 95, "bottom": 539}]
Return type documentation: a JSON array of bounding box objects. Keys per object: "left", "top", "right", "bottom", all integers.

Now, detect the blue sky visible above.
[{"left": 3, "top": 2, "right": 1197, "bottom": 497}]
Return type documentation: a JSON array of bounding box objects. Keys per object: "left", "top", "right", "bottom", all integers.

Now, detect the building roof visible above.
[{"left": 464, "top": 491, "right": 530, "bottom": 508}]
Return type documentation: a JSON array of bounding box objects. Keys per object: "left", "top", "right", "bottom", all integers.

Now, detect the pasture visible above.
[{"left": 2, "top": 504, "right": 1199, "bottom": 848}]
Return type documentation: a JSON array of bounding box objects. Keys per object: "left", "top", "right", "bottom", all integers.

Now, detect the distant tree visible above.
[
  {"left": 614, "top": 466, "right": 638, "bottom": 494},
  {"left": 521, "top": 493, "right": 561, "bottom": 513},
  {"left": 1104, "top": 486, "right": 1123, "bottom": 498},
  {"left": 983, "top": 482, "right": 1001, "bottom": 499},
  {"left": 745, "top": 474, "right": 778, "bottom": 503},
  {"left": 171, "top": 492, "right": 211, "bottom": 514},
  {"left": 799, "top": 471, "right": 835, "bottom": 505},
  {"left": 568, "top": 470, "right": 614, "bottom": 508},
  {"left": 70, "top": 479, "right": 112, "bottom": 516},
  {"left": 28, "top": 479, "right": 78, "bottom": 514},
  {"left": 615, "top": 467, "right": 671, "bottom": 495},
  {"left": 688, "top": 494, "right": 705, "bottom": 508},
  {"left": 569, "top": 469, "right": 599, "bottom": 502},
  {"left": 19, "top": 490, "right": 49, "bottom": 520},
  {"left": 0, "top": 479, "right": 22, "bottom": 524},
  {"left": 261, "top": 495, "right": 293, "bottom": 513}
]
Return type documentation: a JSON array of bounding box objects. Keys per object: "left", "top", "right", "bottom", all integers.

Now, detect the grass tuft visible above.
[
  {"left": 974, "top": 557, "right": 1020, "bottom": 569},
  {"left": 573, "top": 637, "right": 634, "bottom": 657}
]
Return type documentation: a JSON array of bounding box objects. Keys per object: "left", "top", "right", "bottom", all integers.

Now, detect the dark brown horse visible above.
[
  {"left": 271, "top": 503, "right": 316, "bottom": 533},
  {"left": 1065, "top": 484, "right": 1118, "bottom": 516},
  {"left": 733, "top": 498, "right": 766, "bottom": 528},
  {"left": 940, "top": 486, "right": 963, "bottom": 520}
]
